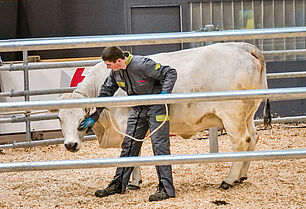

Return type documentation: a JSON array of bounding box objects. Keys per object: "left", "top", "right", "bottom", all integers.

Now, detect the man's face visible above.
[{"left": 104, "top": 59, "right": 124, "bottom": 71}]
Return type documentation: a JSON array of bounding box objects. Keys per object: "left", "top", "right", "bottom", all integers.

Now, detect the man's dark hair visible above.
[{"left": 102, "top": 46, "right": 125, "bottom": 63}]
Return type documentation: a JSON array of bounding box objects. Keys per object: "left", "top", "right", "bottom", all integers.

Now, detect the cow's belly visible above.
[{"left": 169, "top": 103, "right": 224, "bottom": 137}]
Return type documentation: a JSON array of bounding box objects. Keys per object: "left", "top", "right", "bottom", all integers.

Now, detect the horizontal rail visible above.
[
  {"left": 0, "top": 60, "right": 101, "bottom": 72},
  {"left": 254, "top": 115, "right": 306, "bottom": 125},
  {"left": 262, "top": 49, "right": 306, "bottom": 56},
  {"left": 0, "top": 149, "right": 305, "bottom": 172},
  {"left": 0, "top": 87, "right": 76, "bottom": 97},
  {"left": 0, "top": 135, "right": 96, "bottom": 149},
  {"left": 0, "top": 27, "right": 305, "bottom": 52},
  {"left": 1, "top": 49, "right": 305, "bottom": 72},
  {"left": 266, "top": 71, "right": 306, "bottom": 79},
  {"left": 1, "top": 72, "right": 305, "bottom": 98},
  {"left": 1, "top": 87, "right": 306, "bottom": 112},
  {"left": 1, "top": 106, "right": 305, "bottom": 126},
  {"left": 0, "top": 115, "right": 305, "bottom": 149},
  {"left": 0, "top": 113, "right": 58, "bottom": 123}
]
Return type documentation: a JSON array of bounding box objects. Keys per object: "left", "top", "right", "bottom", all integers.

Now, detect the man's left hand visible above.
[{"left": 78, "top": 117, "right": 95, "bottom": 131}]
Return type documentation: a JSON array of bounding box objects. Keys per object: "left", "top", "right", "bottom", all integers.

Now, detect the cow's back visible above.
[
  {"left": 148, "top": 42, "right": 267, "bottom": 136},
  {"left": 149, "top": 42, "right": 266, "bottom": 93}
]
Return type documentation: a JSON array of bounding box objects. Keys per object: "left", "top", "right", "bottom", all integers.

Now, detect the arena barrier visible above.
[
  {"left": 0, "top": 149, "right": 305, "bottom": 173},
  {"left": 0, "top": 50, "right": 305, "bottom": 72},
  {"left": 1, "top": 115, "right": 305, "bottom": 150},
  {"left": 1, "top": 87, "right": 306, "bottom": 112},
  {"left": 0, "top": 87, "right": 306, "bottom": 151},
  {"left": 0, "top": 27, "right": 305, "bottom": 146},
  {"left": 0, "top": 27, "right": 305, "bottom": 52},
  {"left": 0, "top": 28, "right": 305, "bottom": 172},
  {"left": 1, "top": 71, "right": 306, "bottom": 98}
]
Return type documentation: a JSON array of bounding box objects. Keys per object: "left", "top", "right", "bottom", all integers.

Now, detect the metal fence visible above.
[
  {"left": 0, "top": 27, "right": 305, "bottom": 174},
  {"left": 0, "top": 27, "right": 306, "bottom": 144},
  {"left": 190, "top": 0, "right": 306, "bottom": 61},
  {"left": 0, "top": 149, "right": 305, "bottom": 173},
  {"left": 0, "top": 88, "right": 306, "bottom": 172}
]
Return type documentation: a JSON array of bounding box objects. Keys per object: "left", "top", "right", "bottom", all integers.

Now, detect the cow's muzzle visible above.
[{"left": 65, "top": 142, "right": 79, "bottom": 152}]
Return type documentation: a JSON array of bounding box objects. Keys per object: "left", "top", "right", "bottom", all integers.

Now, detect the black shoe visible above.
[
  {"left": 95, "top": 181, "right": 121, "bottom": 198},
  {"left": 149, "top": 187, "right": 170, "bottom": 202}
]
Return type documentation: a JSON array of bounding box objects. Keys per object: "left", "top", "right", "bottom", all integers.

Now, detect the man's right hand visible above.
[{"left": 78, "top": 117, "right": 95, "bottom": 131}]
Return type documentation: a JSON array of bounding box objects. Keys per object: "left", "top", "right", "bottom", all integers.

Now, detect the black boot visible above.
[
  {"left": 149, "top": 183, "right": 170, "bottom": 202},
  {"left": 95, "top": 180, "right": 121, "bottom": 198}
]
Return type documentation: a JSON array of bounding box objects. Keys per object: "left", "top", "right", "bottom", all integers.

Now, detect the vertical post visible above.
[
  {"left": 23, "top": 50, "right": 31, "bottom": 143},
  {"left": 204, "top": 24, "right": 215, "bottom": 46},
  {"left": 203, "top": 24, "right": 219, "bottom": 153},
  {"left": 209, "top": 127, "right": 218, "bottom": 153}
]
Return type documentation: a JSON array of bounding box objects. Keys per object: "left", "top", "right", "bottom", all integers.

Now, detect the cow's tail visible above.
[
  {"left": 263, "top": 99, "right": 271, "bottom": 128},
  {"left": 253, "top": 47, "right": 272, "bottom": 129},
  {"left": 260, "top": 54, "right": 271, "bottom": 128},
  {"left": 248, "top": 44, "right": 272, "bottom": 129},
  {"left": 240, "top": 43, "right": 272, "bottom": 128}
]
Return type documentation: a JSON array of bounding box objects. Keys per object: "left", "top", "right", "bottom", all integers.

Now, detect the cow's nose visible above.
[{"left": 65, "top": 142, "right": 79, "bottom": 152}]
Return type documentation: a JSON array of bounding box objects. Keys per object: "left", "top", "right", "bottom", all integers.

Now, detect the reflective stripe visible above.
[
  {"left": 125, "top": 52, "right": 133, "bottom": 66},
  {"left": 155, "top": 63, "right": 161, "bottom": 70},
  {"left": 116, "top": 81, "right": 125, "bottom": 87},
  {"left": 155, "top": 114, "right": 170, "bottom": 122}
]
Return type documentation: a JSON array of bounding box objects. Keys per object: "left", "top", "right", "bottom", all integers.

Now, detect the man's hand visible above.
[{"left": 78, "top": 117, "right": 95, "bottom": 131}]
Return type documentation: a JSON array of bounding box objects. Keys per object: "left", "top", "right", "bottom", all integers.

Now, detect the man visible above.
[{"left": 78, "top": 46, "right": 177, "bottom": 201}]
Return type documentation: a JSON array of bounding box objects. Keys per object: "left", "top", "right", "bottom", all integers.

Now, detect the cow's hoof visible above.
[
  {"left": 219, "top": 181, "right": 233, "bottom": 190},
  {"left": 128, "top": 184, "right": 140, "bottom": 190},
  {"left": 234, "top": 177, "right": 247, "bottom": 184},
  {"left": 239, "top": 177, "right": 247, "bottom": 182}
]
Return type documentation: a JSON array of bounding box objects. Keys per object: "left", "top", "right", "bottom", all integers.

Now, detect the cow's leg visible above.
[
  {"left": 128, "top": 166, "right": 142, "bottom": 190},
  {"left": 238, "top": 114, "right": 259, "bottom": 182},
  {"left": 220, "top": 119, "right": 251, "bottom": 190},
  {"left": 129, "top": 149, "right": 142, "bottom": 190}
]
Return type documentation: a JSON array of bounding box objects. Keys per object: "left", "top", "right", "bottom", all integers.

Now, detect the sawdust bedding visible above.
[{"left": 0, "top": 123, "right": 305, "bottom": 208}]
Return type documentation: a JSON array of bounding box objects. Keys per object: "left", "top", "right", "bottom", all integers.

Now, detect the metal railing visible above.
[
  {"left": 1, "top": 87, "right": 306, "bottom": 112},
  {"left": 1, "top": 71, "right": 306, "bottom": 98},
  {"left": 0, "top": 59, "right": 101, "bottom": 72},
  {"left": 0, "top": 87, "right": 75, "bottom": 97},
  {"left": 0, "top": 149, "right": 305, "bottom": 173},
  {"left": 0, "top": 115, "right": 305, "bottom": 150},
  {"left": 0, "top": 28, "right": 305, "bottom": 181},
  {"left": 0, "top": 49, "right": 305, "bottom": 72},
  {"left": 1, "top": 27, "right": 306, "bottom": 143},
  {"left": 1, "top": 27, "right": 305, "bottom": 52}
]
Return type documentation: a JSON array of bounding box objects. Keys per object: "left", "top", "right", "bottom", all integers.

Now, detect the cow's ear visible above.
[
  {"left": 84, "top": 108, "right": 91, "bottom": 115},
  {"left": 87, "top": 107, "right": 96, "bottom": 115},
  {"left": 48, "top": 109, "right": 59, "bottom": 114}
]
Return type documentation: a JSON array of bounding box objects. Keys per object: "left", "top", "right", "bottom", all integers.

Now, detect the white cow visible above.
[{"left": 57, "top": 42, "right": 271, "bottom": 190}]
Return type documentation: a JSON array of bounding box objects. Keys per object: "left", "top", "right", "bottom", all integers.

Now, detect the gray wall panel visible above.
[
  {"left": 0, "top": 0, "right": 18, "bottom": 39},
  {"left": 26, "top": 0, "right": 126, "bottom": 59},
  {"left": 0, "top": 0, "right": 19, "bottom": 61},
  {"left": 131, "top": 6, "right": 182, "bottom": 55}
]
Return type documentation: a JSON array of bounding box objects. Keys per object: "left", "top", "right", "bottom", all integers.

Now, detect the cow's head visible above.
[
  {"left": 58, "top": 107, "right": 91, "bottom": 152},
  {"left": 54, "top": 93, "right": 92, "bottom": 152}
]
